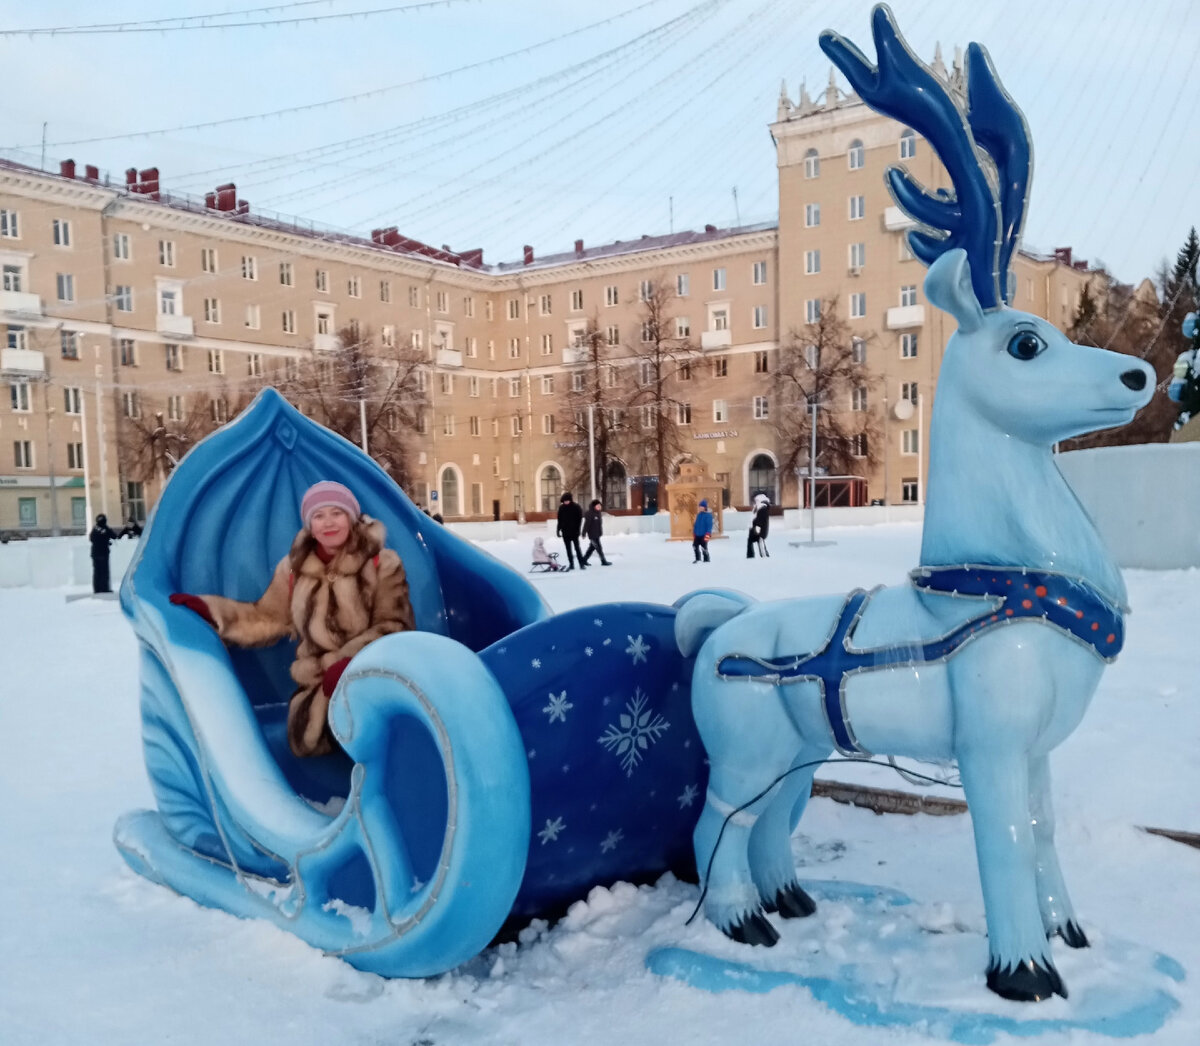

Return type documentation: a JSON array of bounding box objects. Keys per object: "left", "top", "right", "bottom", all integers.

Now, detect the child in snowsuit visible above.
[
  {"left": 580, "top": 499, "right": 611, "bottom": 566},
  {"left": 169, "top": 480, "right": 416, "bottom": 758},
  {"left": 693, "top": 499, "right": 713, "bottom": 563},
  {"left": 747, "top": 493, "right": 771, "bottom": 557}
]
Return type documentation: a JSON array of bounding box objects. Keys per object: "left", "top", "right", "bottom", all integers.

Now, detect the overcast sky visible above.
[{"left": 3, "top": 0, "right": 1197, "bottom": 284}]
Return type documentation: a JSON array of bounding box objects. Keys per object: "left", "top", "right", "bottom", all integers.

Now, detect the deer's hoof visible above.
[
  {"left": 724, "top": 910, "right": 780, "bottom": 947},
  {"left": 763, "top": 882, "right": 817, "bottom": 920},
  {"left": 986, "top": 957, "right": 1067, "bottom": 1002},
  {"left": 1054, "top": 920, "right": 1089, "bottom": 949}
]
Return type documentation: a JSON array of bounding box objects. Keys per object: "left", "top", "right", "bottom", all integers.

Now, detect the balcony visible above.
[
  {"left": 156, "top": 313, "right": 194, "bottom": 338},
  {"left": 883, "top": 206, "right": 916, "bottom": 232},
  {"left": 562, "top": 344, "right": 588, "bottom": 366},
  {"left": 0, "top": 348, "right": 47, "bottom": 376},
  {"left": 313, "top": 332, "right": 339, "bottom": 353},
  {"left": 886, "top": 304, "right": 925, "bottom": 329},
  {"left": 435, "top": 347, "right": 463, "bottom": 368},
  {"left": 700, "top": 329, "right": 732, "bottom": 350},
  {"left": 0, "top": 290, "right": 43, "bottom": 317}
]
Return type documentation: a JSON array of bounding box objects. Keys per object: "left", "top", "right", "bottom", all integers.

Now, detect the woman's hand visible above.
[{"left": 169, "top": 592, "right": 216, "bottom": 627}]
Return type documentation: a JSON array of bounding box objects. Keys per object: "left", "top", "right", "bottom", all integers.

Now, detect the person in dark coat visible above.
[
  {"left": 556, "top": 491, "right": 586, "bottom": 570},
  {"left": 747, "top": 493, "right": 771, "bottom": 558},
  {"left": 89, "top": 514, "right": 122, "bottom": 593},
  {"left": 579, "top": 499, "right": 611, "bottom": 566},
  {"left": 692, "top": 499, "right": 713, "bottom": 563}
]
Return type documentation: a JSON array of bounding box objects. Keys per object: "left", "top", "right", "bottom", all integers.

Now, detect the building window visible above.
[
  {"left": 805, "top": 344, "right": 820, "bottom": 370},
  {"left": 638, "top": 280, "right": 652, "bottom": 303},
  {"left": 805, "top": 249, "right": 820, "bottom": 275},
  {"left": 157, "top": 240, "right": 175, "bottom": 267},
  {"left": 465, "top": 336, "right": 477, "bottom": 358},
  {"left": 677, "top": 402, "right": 692, "bottom": 424},
  {"left": 805, "top": 203, "right": 820, "bottom": 227},
  {"left": 712, "top": 399, "right": 728, "bottom": 423},
  {"left": 676, "top": 273, "right": 690, "bottom": 297},
  {"left": 0, "top": 209, "right": 19, "bottom": 238},
  {"left": 284, "top": 357, "right": 298, "bottom": 381},
  {"left": 202, "top": 297, "right": 219, "bottom": 323},
  {"left": 281, "top": 309, "right": 295, "bottom": 334},
  {"left": 753, "top": 396, "right": 769, "bottom": 420},
  {"left": 244, "top": 304, "right": 260, "bottom": 329},
  {"left": 167, "top": 394, "right": 183, "bottom": 421},
  {"left": 605, "top": 325, "right": 619, "bottom": 346},
  {"left": 711, "top": 308, "right": 729, "bottom": 332},
  {"left": 712, "top": 356, "right": 728, "bottom": 378},
  {"left": 570, "top": 288, "right": 583, "bottom": 311},
  {"left": 464, "top": 295, "right": 475, "bottom": 317},
  {"left": 211, "top": 398, "right": 228, "bottom": 424},
  {"left": 379, "top": 280, "right": 391, "bottom": 303},
  {"left": 247, "top": 353, "right": 263, "bottom": 377},
  {"left": 540, "top": 374, "right": 555, "bottom": 395},
  {"left": 112, "top": 232, "right": 130, "bottom": 260},
  {"left": 64, "top": 386, "right": 82, "bottom": 414},
  {"left": 638, "top": 359, "right": 653, "bottom": 386},
  {"left": 56, "top": 273, "right": 75, "bottom": 302},
  {"left": 851, "top": 433, "right": 868, "bottom": 457},
  {"left": 712, "top": 267, "right": 727, "bottom": 291},
  {"left": 899, "top": 128, "right": 916, "bottom": 159},
  {"left": 848, "top": 139, "right": 865, "bottom": 169},
  {"left": 2, "top": 263, "right": 22, "bottom": 292},
  {"left": 805, "top": 298, "right": 821, "bottom": 323},
  {"left": 748, "top": 260, "right": 767, "bottom": 286},
  {"left": 753, "top": 305, "right": 768, "bottom": 329},
  {"left": 380, "top": 324, "right": 394, "bottom": 347},
  {"left": 852, "top": 386, "right": 868, "bottom": 411},
  {"left": 605, "top": 285, "right": 619, "bottom": 307},
  {"left": 850, "top": 242, "right": 865, "bottom": 270},
  {"left": 240, "top": 256, "right": 257, "bottom": 280},
  {"left": 441, "top": 415, "right": 455, "bottom": 437},
  {"left": 676, "top": 316, "right": 690, "bottom": 338},
  {"left": 468, "top": 415, "right": 480, "bottom": 437},
  {"left": 901, "top": 381, "right": 919, "bottom": 404},
  {"left": 407, "top": 285, "right": 419, "bottom": 308},
  {"left": 208, "top": 348, "right": 224, "bottom": 374},
  {"left": 902, "top": 429, "right": 920, "bottom": 455},
  {"left": 467, "top": 376, "right": 480, "bottom": 399},
  {"left": 165, "top": 343, "right": 182, "bottom": 371},
  {"left": 639, "top": 404, "right": 655, "bottom": 429},
  {"left": 53, "top": 218, "right": 72, "bottom": 247},
  {"left": 849, "top": 194, "right": 865, "bottom": 220},
  {"left": 120, "top": 339, "right": 137, "bottom": 366},
  {"left": 754, "top": 350, "right": 769, "bottom": 373},
  {"left": 511, "top": 415, "right": 523, "bottom": 436},
  {"left": 900, "top": 284, "right": 918, "bottom": 307},
  {"left": 276, "top": 261, "right": 293, "bottom": 286},
  {"left": 315, "top": 269, "right": 329, "bottom": 293},
  {"left": 509, "top": 377, "right": 520, "bottom": 398},
  {"left": 850, "top": 292, "right": 866, "bottom": 318},
  {"left": 508, "top": 337, "right": 520, "bottom": 359},
  {"left": 641, "top": 321, "right": 654, "bottom": 344},
  {"left": 10, "top": 381, "right": 31, "bottom": 412},
  {"left": 852, "top": 337, "right": 866, "bottom": 364},
  {"left": 199, "top": 247, "right": 216, "bottom": 273},
  {"left": 123, "top": 390, "right": 141, "bottom": 419},
  {"left": 804, "top": 148, "right": 819, "bottom": 179},
  {"left": 542, "top": 414, "right": 555, "bottom": 435},
  {"left": 14, "top": 440, "right": 33, "bottom": 469},
  {"left": 901, "top": 479, "right": 919, "bottom": 503},
  {"left": 903, "top": 333, "right": 919, "bottom": 359},
  {"left": 6, "top": 324, "right": 26, "bottom": 351},
  {"left": 114, "top": 285, "right": 133, "bottom": 312},
  {"left": 570, "top": 370, "right": 585, "bottom": 393},
  {"left": 539, "top": 293, "right": 552, "bottom": 316},
  {"left": 507, "top": 297, "right": 520, "bottom": 320},
  {"left": 541, "top": 333, "right": 553, "bottom": 356}
]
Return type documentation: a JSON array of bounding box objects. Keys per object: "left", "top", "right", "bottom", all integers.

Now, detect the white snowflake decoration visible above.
[
  {"left": 584, "top": 646, "right": 593, "bottom": 657},
  {"left": 600, "top": 829, "right": 624, "bottom": 853},
  {"left": 598, "top": 688, "right": 670, "bottom": 777},
  {"left": 538, "top": 816, "right": 565, "bottom": 845},
  {"left": 677, "top": 784, "right": 700, "bottom": 809},
  {"left": 625, "top": 634, "right": 650, "bottom": 664},
  {"left": 542, "top": 690, "right": 573, "bottom": 724},
  {"left": 531, "top": 657, "right": 542, "bottom": 669}
]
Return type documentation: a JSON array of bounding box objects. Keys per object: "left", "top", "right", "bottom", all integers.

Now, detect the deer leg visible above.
[
  {"left": 749, "top": 746, "right": 827, "bottom": 919},
  {"left": 957, "top": 748, "right": 1067, "bottom": 1002},
  {"left": 694, "top": 762, "right": 785, "bottom": 947},
  {"left": 1029, "top": 754, "right": 1088, "bottom": 948}
]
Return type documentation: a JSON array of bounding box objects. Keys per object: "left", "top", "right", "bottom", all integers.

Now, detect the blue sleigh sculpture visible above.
[
  {"left": 673, "top": 7, "right": 1156, "bottom": 1003},
  {"left": 114, "top": 387, "right": 707, "bottom": 977}
]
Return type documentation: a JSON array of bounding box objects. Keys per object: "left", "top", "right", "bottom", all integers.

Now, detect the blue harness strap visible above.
[{"left": 716, "top": 566, "right": 1125, "bottom": 756}]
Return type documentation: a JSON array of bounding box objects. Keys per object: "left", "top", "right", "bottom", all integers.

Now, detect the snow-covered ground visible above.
[{"left": 2, "top": 523, "right": 1197, "bottom": 1044}]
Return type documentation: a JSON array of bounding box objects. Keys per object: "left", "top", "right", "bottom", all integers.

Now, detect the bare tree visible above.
[
  {"left": 118, "top": 392, "right": 217, "bottom": 490},
  {"left": 282, "top": 323, "right": 428, "bottom": 485},
  {"left": 772, "top": 296, "right": 880, "bottom": 481},
  {"left": 622, "top": 275, "right": 702, "bottom": 497}
]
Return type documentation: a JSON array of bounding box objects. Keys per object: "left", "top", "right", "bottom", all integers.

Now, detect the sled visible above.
[
  {"left": 114, "top": 388, "right": 706, "bottom": 977},
  {"left": 529, "top": 537, "right": 564, "bottom": 572}
]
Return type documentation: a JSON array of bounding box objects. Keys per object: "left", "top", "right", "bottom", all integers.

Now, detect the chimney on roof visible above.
[
  {"left": 60, "top": 159, "right": 76, "bottom": 180},
  {"left": 1073, "top": 259, "right": 1088, "bottom": 270},
  {"left": 205, "top": 192, "right": 217, "bottom": 209},
  {"left": 1054, "top": 247, "right": 1073, "bottom": 266},
  {"left": 235, "top": 199, "right": 249, "bottom": 215},
  {"left": 460, "top": 248, "right": 484, "bottom": 267},
  {"left": 574, "top": 239, "right": 584, "bottom": 256},
  {"left": 523, "top": 244, "right": 534, "bottom": 265},
  {"left": 704, "top": 223, "right": 717, "bottom": 233},
  {"left": 139, "top": 168, "right": 160, "bottom": 197},
  {"left": 214, "top": 183, "right": 236, "bottom": 212},
  {"left": 84, "top": 164, "right": 99, "bottom": 182},
  {"left": 125, "top": 168, "right": 138, "bottom": 187}
]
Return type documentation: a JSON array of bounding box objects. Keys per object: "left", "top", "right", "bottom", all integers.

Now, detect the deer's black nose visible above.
[{"left": 1120, "top": 369, "right": 1147, "bottom": 391}]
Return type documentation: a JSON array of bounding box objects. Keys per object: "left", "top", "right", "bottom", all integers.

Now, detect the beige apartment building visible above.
[{"left": 1, "top": 57, "right": 1098, "bottom": 533}]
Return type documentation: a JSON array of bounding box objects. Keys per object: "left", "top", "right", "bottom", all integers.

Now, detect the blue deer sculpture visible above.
[{"left": 675, "top": 6, "right": 1155, "bottom": 1002}]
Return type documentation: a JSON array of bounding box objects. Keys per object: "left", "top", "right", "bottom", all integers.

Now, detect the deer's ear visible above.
[{"left": 925, "top": 249, "right": 984, "bottom": 333}]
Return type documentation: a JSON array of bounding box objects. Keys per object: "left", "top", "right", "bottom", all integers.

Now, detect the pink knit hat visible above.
[{"left": 300, "top": 481, "right": 361, "bottom": 529}]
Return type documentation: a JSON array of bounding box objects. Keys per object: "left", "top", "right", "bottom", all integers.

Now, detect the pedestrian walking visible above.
[
  {"left": 89, "top": 514, "right": 123, "bottom": 593},
  {"left": 579, "top": 499, "right": 611, "bottom": 566},
  {"left": 556, "top": 491, "right": 586, "bottom": 570},
  {"left": 692, "top": 499, "right": 713, "bottom": 563},
  {"left": 747, "top": 493, "right": 771, "bottom": 558}
]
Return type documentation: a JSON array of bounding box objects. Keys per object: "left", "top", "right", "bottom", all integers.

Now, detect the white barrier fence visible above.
[{"left": 3, "top": 444, "right": 1195, "bottom": 588}]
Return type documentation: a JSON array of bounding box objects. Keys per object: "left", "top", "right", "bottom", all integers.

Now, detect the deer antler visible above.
[{"left": 819, "top": 5, "right": 1028, "bottom": 309}]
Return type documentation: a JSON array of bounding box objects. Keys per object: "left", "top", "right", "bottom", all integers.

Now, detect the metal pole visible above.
[
  {"left": 587, "top": 403, "right": 597, "bottom": 504},
  {"left": 359, "top": 397, "right": 369, "bottom": 454},
  {"left": 80, "top": 391, "right": 93, "bottom": 529},
  {"left": 917, "top": 392, "right": 924, "bottom": 505},
  {"left": 809, "top": 398, "right": 817, "bottom": 544},
  {"left": 43, "top": 379, "right": 61, "bottom": 536},
  {"left": 93, "top": 372, "right": 110, "bottom": 520}
]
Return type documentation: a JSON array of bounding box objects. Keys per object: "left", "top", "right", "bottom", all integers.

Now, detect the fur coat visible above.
[{"left": 200, "top": 516, "right": 415, "bottom": 757}]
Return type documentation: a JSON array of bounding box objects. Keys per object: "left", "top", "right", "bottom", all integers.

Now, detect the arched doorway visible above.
[
  {"left": 539, "top": 463, "right": 563, "bottom": 512},
  {"left": 438, "top": 464, "right": 461, "bottom": 517},
  {"left": 746, "top": 452, "right": 778, "bottom": 504},
  {"left": 604, "top": 460, "right": 628, "bottom": 510}
]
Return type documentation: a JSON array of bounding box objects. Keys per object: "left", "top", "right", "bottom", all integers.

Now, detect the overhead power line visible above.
[{"left": 0, "top": 0, "right": 475, "bottom": 37}]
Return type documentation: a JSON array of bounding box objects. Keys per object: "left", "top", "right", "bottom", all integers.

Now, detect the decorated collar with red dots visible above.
[{"left": 910, "top": 565, "right": 1125, "bottom": 662}]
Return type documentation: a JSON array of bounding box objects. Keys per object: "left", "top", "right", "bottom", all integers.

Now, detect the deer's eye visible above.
[{"left": 1007, "top": 330, "right": 1046, "bottom": 361}]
